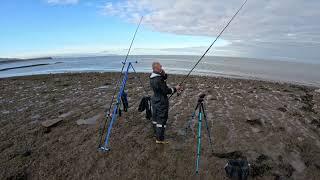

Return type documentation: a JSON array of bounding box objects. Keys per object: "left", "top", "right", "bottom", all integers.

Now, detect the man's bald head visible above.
[{"left": 152, "top": 62, "right": 162, "bottom": 73}]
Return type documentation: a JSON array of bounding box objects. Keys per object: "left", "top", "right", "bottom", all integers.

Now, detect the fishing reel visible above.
[{"left": 198, "top": 93, "right": 206, "bottom": 102}]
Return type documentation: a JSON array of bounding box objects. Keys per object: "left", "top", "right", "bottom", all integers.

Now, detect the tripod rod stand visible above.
[{"left": 186, "top": 94, "right": 213, "bottom": 174}]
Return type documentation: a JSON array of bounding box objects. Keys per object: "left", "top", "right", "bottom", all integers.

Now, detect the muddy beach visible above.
[{"left": 1, "top": 72, "right": 320, "bottom": 179}]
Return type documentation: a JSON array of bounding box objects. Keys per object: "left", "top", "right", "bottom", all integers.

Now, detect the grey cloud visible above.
[{"left": 102, "top": 0, "right": 320, "bottom": 61}]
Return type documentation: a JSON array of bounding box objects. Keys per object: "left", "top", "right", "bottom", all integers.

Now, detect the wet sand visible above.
[{"left": 0, "top": 72, "right": 320, "bottom": 179}]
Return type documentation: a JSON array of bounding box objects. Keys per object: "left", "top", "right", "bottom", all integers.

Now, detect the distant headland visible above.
[{"left": 0, "top": 57, "right": 53, "bottom": 64}]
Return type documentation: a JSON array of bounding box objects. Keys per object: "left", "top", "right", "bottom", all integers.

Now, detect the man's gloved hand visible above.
[
  {"left": 175, "top": 85, "right": 181, "bottom": 91},
  {"left": 160, "top": 69, "right": 166, "bottom": 76},
  {"left": 160, "top": 69, "right": 168, "bottom": 80},
  {"left": 175, "top": 85, "right": 184, "bottom": 94}
]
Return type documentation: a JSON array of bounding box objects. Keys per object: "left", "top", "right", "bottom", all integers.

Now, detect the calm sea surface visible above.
[{"left": 0, "top": 55, "right": 319, "bottom": 87}]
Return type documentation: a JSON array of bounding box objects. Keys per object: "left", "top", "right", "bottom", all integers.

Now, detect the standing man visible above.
[{"left": 150, "top": 62, "right": 182, "bottom": 144}]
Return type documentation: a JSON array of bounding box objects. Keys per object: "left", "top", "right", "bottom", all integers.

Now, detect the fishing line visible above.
[
  {"left": 131, "top": 65, "right": 150, "bottom": 95},
  {"left": 97, "top": 16, "right": 143, "bottom": 148},
  {"left": 169, "top": 0, "right": 248, "bottom": 99},
  {"left": 107, "top": 16, "right": 144, "bottom": 113}
]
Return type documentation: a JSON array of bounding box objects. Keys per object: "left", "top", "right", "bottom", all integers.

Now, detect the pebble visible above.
[
  {"left": 2, "top": 110, "right": 10, "bottom": 114},
  {"left": 59, "top": 111, "right": 75, "bottom": 118},
  {"left": 76, "top": 114, "right": 101, "bottom": 125},
  {"left": 31, "top": 114, "right": 41, "bottom": 120},
  {"left": 95, "top": 86, "right": 108, "bottom": 89}
]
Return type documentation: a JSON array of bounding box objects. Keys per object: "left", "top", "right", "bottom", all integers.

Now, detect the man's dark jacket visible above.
[{"left": 149, "top": 72, "right": 176, "bottom": 129}]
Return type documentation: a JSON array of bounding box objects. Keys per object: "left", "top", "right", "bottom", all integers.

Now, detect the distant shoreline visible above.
[
  {"left": 0, "top": 63, "right": 51, "bottom": 72},
  {"left": 0, "top": 61, "right": 62, "bottom": 72},
  {"left": 0, "top": 57, "right": 53, "bottom": 64}
]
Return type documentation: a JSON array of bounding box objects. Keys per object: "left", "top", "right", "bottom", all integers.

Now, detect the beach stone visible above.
[
  {"left": 278, "top": 107, "right": 287, "bottom": 112},
  {"left": 246, "top": 118, "right": 263, "bottom": 126},
  {"left": 41, "top": 118, "right": 63, "bottom": 128},
  {"left": 251, "top": 127, "right": 262, "bottom": 133},
  {"left": 76, "top": 114, "right": 101, "bottom": 125},
  {"left": 17, "top": 107, "right": 27, "bottom": 112},
  {"left": 315, "top": 89, "right": 320, "bottom": 93},
  {"left": 95, "top": 85, "right": 108, "bottom": 90},
  {"left": 2, "top": 110, "right": 10, "bottom": 114},
  {"left": 31, "top": 114, "right": 40, "bottom": 120},
  {"left": 59, "top": 111, "right": 75, "bottom": 118},
  {"left": 29, "top": 120, "right": 39, "bottom": 125},
  {"left": 289, "top": 152, "right": 306, "bottom": 173}
]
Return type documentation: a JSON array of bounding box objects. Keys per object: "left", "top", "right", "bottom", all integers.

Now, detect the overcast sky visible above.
[
  {"left": 104, "top": 0, "right": 320, "bottom": 62},
  {"left": 0, "top": 0, "right": 319, "bottom": 62}
]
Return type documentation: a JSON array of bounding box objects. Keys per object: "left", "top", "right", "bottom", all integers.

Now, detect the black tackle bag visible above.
[{"left": 224, "top": 159, "right": 250, "bottom": 180}]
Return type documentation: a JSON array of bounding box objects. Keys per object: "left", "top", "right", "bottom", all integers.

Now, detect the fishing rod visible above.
[
  {"left": 107, "top": 16, "right": 144, "bottom": 112},
  {"left": 169, "top": 0, "right": 248, "bottom": 99},
  {"left": 97, "top": 16, "right": 143, "bottom": 148}
]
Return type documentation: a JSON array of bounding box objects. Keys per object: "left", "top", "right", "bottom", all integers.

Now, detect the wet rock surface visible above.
[{"left": 0, "top": 72, "right": 320, "bottom": 179}]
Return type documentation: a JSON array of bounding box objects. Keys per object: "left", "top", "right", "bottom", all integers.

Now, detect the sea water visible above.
[{"left": 0, "top": 55, "right": 319, "bottom": 87}]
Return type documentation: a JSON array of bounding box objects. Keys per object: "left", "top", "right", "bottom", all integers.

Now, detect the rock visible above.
[
  {"left": 310, "top": 119, "right": 320, "bottom": 128},
  {"left": 251, "top": 127, "right": 262, "bottom": 133},
  {"left": 251, "top": 163, "right": 272, "bottom": 177},
  {"left": 212, "top": 151, "right": 245, "bottom": 159},
  {"left": 95, "top": 86, "right": 108, "bottom": 90},
  {"left": 77, "top": 114, "right": 102, "bottom": 125},
  {"left": 29, "top": 120, "right": 39, "bottom": 125},
  {"left": 246, "top": 118, "right": 263, "bottom": 126},
  {"left": 251, "top": 154, "right": 273, "bottom": 177},
  {"left": 278, "top": 126, "right": 285, "bottom": 131},
  {"left": 59, "top": 111, "right": 75, "bottom": 118},
  {"left": 41, "top": 118, "right": 63, "bottom": 128},
  {"left": 300, "top": 94, "right": 315, "bottom": 113},
  {"left": 277, "top": 107, "right": 287, "bottom": 112},
  {"left": 22, "top": 150, "right": 31, "bottom": 157},
  {"left": 315, "top": 89, "right": 320, "bottom": 93},
  {"left": 1, "top": 110, "right": 10, "bottom": 114},
  {"left": 31, "top": 114, "right": 40, "bottom": 120}
]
